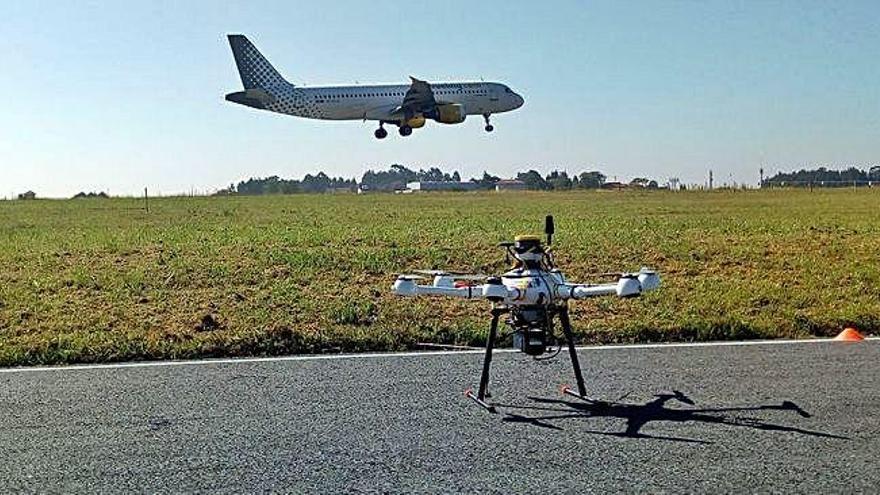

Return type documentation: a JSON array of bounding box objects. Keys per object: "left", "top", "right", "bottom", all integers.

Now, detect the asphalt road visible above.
[{"left": 1, "top": 339, "right": 877, "bottom": 493}]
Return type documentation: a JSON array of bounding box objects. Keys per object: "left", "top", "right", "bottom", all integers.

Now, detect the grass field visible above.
[{"left": 1, "top": 189, "right": 878, "bottom": 366}]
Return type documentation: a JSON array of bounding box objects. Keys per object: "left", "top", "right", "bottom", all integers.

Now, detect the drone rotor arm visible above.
[
  {"left": 555, "top": 267, "right": 661, "bottom": 300},
  {"left": 393, "top": 278, "right": 509, "bottom": 301},
  {"left": 393, "top": 275, "right": 517, "bottom": 301},
  {"left": 557, "top": 271, "right": 661, "bottom": 300},
  {"left": 556, "top": 282, "right": 619, "bottom": 300},
  {"left": 412, "top": 285, "right": 486, "bottom": 299}
]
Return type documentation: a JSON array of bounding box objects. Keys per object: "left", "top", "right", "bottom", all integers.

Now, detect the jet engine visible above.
[
  {"left": 405, "top": 115, "right": 426, "bottom": 128},
  {"left": 433, "top": 104, "right": 467, "bottom": 124}
]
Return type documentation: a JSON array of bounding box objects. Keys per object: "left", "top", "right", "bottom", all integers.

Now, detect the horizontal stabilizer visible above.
[{"left": 225, "top": 88, "right": 276, "bottom": 109}]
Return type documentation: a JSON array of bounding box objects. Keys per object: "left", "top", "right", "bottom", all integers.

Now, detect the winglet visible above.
[{"left": 227, "top": 34, "right": 291, "bottom": 90}]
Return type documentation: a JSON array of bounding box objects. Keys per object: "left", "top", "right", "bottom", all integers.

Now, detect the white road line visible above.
[{"left": 0, "top": 337, "right": 875, "bottom": 374}]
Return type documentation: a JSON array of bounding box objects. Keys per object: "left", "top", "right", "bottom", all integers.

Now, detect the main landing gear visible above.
[
  {"left": 374, "top": 124, "right": 388, "bottom": 140},
  {"left": 373, "top": 121, "right": 412, "bottom": 139},
  {"left": 373, "top": 122, "right": 412, "bottom": 139},
  {"left": 483, "top": 113, "right": 494, "bottom": 133}
]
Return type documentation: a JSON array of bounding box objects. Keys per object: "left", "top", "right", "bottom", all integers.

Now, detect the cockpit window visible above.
[{"left": 505, "top": 88, "right": 512, "bottom": 93}]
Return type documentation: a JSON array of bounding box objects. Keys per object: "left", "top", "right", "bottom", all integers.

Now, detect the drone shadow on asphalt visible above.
[{"left": 494, "top": 390, "right": 849, "bottom": 443}]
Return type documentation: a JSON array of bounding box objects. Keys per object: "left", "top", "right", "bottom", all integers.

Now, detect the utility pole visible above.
[
  {"left": 144, "top": 187, "right": 149, "bottom": 212},
  {"left": 708, "top": 170, "right": 714, "bottom": 190},
  {"left": 759, "top": 167, "right": 764, "bottom": 188}
]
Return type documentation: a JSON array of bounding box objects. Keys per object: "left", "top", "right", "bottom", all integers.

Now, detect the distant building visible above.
[
  {"left": 18, "top": 191, "right": 36, "bottom": 200},
  {"left": 406, "top": 181, "right": 479, "bottom": 192},
  {"left": 361, "top": 181, "right": 407, "bottom": 192},
  {"left": 494, "top": 179, "right": 526, "bottom": 192}
]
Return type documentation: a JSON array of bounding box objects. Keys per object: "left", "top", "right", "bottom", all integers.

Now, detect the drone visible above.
[{"left": 393, "top": 216, "right": 661, "bottom": 412}]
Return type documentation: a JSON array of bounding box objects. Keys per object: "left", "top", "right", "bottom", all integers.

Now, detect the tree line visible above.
[
  {"left": 228, "top": 173, "right": 358, "bottom": 195},
  {"left": 764, "top": 166, "right": 880, "bottom": 187},
  {"left": 360, "top": 164, "right": 461, "bottom": 190},
  {"left": 224, "top": 165, "right": 633, "bottom": 195},
  {"left": 512, "top": 170, "right": 659, "bottom": 190},
  {"left": 222, "top": 164, "right": 880, "bottom": 196}
]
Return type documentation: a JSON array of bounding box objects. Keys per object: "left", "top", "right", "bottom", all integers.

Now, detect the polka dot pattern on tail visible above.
[{"left": 228, "top": 35, "right": 289, "bottom": 90}]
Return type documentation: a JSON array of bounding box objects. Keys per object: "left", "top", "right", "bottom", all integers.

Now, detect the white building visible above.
[
  {"left": 495, "top": 179, "right": 526, "bottom": 192},
  {"left": 406, "top": 181, "right": 479, "bottom": 192}
]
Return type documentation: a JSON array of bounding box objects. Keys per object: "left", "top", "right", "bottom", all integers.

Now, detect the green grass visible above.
[{"left": 1, "top": 189, "right": 878, "bottom": 366}]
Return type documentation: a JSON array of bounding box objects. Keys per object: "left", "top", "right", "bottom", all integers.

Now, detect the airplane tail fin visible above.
[{"left": 227, "top": 34, "right": 292, "bottom": 89}]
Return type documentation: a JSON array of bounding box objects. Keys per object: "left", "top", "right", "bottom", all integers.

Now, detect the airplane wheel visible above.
[
  {"left": 399, "top": 125, "right": 413, "bottom": 137},
  {"left": 485, "top": 124, "right": 494, "bottom": 132},
  {"left": 374, "top": 127, "right": 388, "bottom": 139}
]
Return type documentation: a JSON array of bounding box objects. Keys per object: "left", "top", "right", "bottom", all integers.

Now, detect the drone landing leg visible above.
[
  {"left": 559, "top": 308, "right": 588, "bottom": 399},
  {"left": 466, "top": 309, "right": 502, "bottom": 413}
]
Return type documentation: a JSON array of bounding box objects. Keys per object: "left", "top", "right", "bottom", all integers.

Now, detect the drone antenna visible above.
[{"left": 544, "top": 215, "right": 555, "bottom": 245}]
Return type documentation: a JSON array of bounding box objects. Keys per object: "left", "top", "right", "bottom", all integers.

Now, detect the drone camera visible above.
[
  {"left": 510, "top": 307, "right": 550, "bottom": 356},
  {"left": 513, "top": 327, "right": 548, "bottom": 356}
]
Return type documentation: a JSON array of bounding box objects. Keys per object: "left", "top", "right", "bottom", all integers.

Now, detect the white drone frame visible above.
[
  {"left": 393, "top": 216, "right": 661, "bottom": 412},
  {"left": 394, "top": 268, "right": 659, "bottom": 302}
]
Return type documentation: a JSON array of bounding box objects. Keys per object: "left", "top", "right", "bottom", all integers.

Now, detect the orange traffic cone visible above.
[{"left": 834, "top": 327, "right": 865, "bottom": 342}]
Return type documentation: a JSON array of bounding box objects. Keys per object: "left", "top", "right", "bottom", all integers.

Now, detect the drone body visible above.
[{"left": 393, "top": 216, "right": 661, "bottom": 412}]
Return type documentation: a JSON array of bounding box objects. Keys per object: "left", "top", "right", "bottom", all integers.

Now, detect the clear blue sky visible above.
[{"left": 2, "top": 0, "right": 878, "bottom": 197}]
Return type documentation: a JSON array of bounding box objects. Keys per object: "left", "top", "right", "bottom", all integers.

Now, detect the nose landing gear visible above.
[
  {"left": 399, "top": 125, "right": 413, "bottom": 137},
  {"left": 483, "top": 113, "right": 494, "bottom": 132}
]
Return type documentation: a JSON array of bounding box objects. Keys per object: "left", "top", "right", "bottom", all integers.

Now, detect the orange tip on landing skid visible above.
[{"left": 465, "top": 388, "right": 496, "bottom": 413}]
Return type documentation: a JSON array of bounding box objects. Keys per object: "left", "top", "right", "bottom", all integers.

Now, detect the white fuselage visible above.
[{"left": 260, "top": 81, "right": 524, "bottom": 122}]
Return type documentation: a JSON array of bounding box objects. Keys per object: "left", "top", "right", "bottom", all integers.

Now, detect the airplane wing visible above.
[
  {"left": 389, "top": 77, "right": 437, "bottom": 119},
  {"left": 363, "top": 103, "right": 401, "bottom": 121}
]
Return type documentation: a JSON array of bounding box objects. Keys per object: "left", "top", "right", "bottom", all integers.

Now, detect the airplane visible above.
[{"left": 224, "top": 34, "right": 525, "bottom": 139}]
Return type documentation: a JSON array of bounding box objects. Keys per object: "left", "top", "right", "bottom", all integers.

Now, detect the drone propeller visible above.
[
  {"left": 584, "top": 272, "right": 626, "bottom": 278},
  {"left": 396, "top": 274, "right": 426, "bottom": 281},
  {"left": 412, "top": 269, "right": 489, "bottom": 281},
  {"left": 412, "top": 269, "right": 454, "bottom": 276},
  {"left": 585, "top": 267, "right": 657, "bottom": 279}
]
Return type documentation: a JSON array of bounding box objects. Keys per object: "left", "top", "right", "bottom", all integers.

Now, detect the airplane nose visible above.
[{"left": 514, "top": 93, "right": 524, "bottom": 109}]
